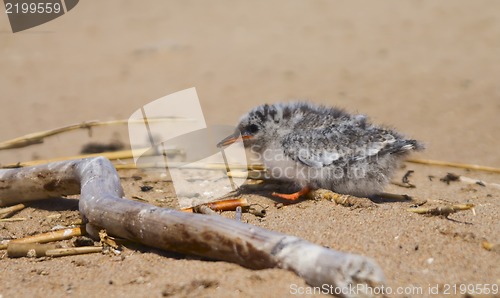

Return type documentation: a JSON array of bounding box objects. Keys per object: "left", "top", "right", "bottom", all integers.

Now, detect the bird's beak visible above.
[{"left": 217, "top": 132, "right": 253, "bottom": 147}]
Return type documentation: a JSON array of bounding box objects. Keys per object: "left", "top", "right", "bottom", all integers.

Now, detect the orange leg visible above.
[{"left": 272, "top": 186, "right": 311, "bottom": 201}]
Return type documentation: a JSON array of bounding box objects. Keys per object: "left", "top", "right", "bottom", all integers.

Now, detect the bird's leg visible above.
[{"left": 272, "top": 186, "right": 311, "bottom": 201}]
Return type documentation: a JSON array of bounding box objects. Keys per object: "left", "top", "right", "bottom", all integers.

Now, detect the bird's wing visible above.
[
  {"left": 281, "top": 130, "right": 348, "bottom": 168},
  {"left": 281, "top": 126, "right": 415, "bottom": 168}
]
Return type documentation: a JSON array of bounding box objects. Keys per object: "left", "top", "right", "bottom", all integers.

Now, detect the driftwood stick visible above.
[{"left": 0, "top": 157, "right": 385, "bottom": 296}]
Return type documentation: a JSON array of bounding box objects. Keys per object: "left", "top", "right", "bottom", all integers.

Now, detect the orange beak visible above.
[{"left": 217, "top": 133, "right": 253, "bottom": 147}]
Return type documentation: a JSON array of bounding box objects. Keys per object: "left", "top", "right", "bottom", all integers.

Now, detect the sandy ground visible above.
[{"left": 1, "top": 1, "right": 500, "bottom": 297}]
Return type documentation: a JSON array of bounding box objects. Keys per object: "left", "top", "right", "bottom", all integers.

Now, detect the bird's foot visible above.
[{"left": 272, "top": 186, "right": 311, "bottom": 201}]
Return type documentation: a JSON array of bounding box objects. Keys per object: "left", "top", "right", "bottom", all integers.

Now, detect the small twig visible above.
[
  {"left": 7, "top": 242, "right": 103, "bottom": 258},
  {"left": 0, "top": 226, "right": 85, "bottom": 250},
  {"left": 45, "top": 246, "right": 103, "bottom": 257},
  {"left": 185, "top": 199, "right": 267, "bottom": 218},
  {"left": 7, "top": 242, "right": 59, "bottom": 258},
  {"left": 406, "top": 158, "right": 500, "bottom": 174},
  {"left": 182, "top": 198, "right": 249, "bottom": 213},
  {"left": 0, "top": 203, "right": 26, "bottom": 219},
  {"left": 99, "top": 229, "right": 121, "bottom": 249},
  {"left": 0, "top": 217, "right": 27, "bottom": 222},
  {"left": 192, "top": 205, "right": 218, "bottom": 215},
  {"left": 408, "top": 203, "right": 475, "bottom": 217},
  {"left": 306, "top": 189, "right": 377, "bottom": 208},
  {"left": 131, "top": 195, "right": 148, "bottom": 202}
]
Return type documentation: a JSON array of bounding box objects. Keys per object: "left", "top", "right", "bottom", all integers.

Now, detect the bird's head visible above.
[{"left": 218, "top": 103, "right": 290, "bottom": 150}]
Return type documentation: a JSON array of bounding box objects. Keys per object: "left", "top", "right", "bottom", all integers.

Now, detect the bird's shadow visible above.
[
  {"left": 232, "top": 182, "right": 414, "bottom": 206},
  {"left": 231, "top": 182, "right": 309, "bottom": 204},
  {"left": 369, "top": 194, "right": 413, "bottom": 204}
]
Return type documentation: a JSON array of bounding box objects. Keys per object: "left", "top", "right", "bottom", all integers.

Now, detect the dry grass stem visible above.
[
  {"left": 0, "top": 203, "right": 26, "bottom": 219},
  {"left": 408, "top": 203, "right": 475, "bottom": 217},
  {"left": 7, "top": 242, "right": 59, "bottom": 258},
  {"left": 7, "top": 242, "right": 104, "bottom": 258},
  {"left": 0, "top": 226, "right": 85, "bottom": 250},
  {"left": 0, "top": 217, "right": 27, "bottom": 222},
  {"left": 45, "top": 246, "right": 103, "bottom": 257},
  {"left": 230, "top": 170, "right": 269, "bottom": 180},
  {"left": 115, "top": 162, "right": 265, "bottom": 171},
  {"left": 0, "top": 118, "right": 190, "bottom": 151},
  {"left": 407, "top": 158, "right": 500, "bottom": 174},
  {"left": 99, "top": 230, "right": 121, "bottom": 249},
  {"left": 0, "top": 147, "right": 183, "bottom": 168}
]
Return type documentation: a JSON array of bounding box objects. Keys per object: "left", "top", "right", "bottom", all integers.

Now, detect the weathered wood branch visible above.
[{"left": 0, "top": 157, "right": 385, "bottom": 297}]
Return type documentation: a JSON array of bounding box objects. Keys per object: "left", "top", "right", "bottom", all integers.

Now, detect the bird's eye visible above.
[{"left": 247, "top": 124, "right": 259, "bottom": 134}]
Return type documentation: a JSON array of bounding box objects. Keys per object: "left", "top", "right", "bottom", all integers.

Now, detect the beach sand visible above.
[{"left": 1, "top": 1, "right": 499, "bottom": 297}]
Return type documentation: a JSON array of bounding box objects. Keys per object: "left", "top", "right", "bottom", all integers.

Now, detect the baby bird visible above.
[{"left": 219, "top": 102, "right": 423, "bottom": 200}]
